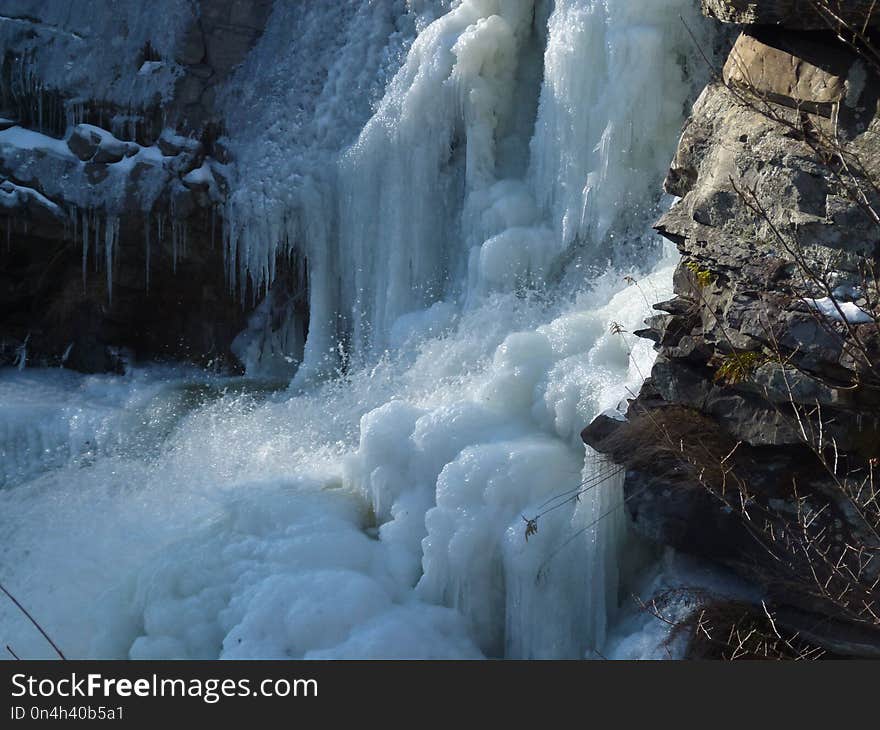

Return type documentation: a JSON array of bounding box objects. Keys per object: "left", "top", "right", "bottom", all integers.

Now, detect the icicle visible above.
[
  {"left": 14, "top": 334, "right": 29, "bottom": 371},
  {"left": 145, "top": 214, "right": 151, "bottom": 293},
  {"left": 93, "top": 214, "right": 100, "bottom": 275},
  {"left": 156, "top": 212, "right": 165, "bottom": 253},
  {"left": 104, "top": 216, "right": 119, "bottom": 304},
  {"left": 81, "top": 208, "right": 90, "bottom": 291},
  {"left": 67, "top": 205, "right": 76, "bottom": 249},
  {"left": 171, "top": 220, "right": 179, "bottom": 274},
  {"left": 178, "top": 220, "right": 187, "bottom": 269}
]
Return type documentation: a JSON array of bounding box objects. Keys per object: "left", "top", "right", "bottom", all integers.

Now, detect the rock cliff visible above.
[
  {"left": 0, "top": 1, "right": 275, "bottom": 371},
  {"left": 586, "top": 0, "right": 880, "bottom": 657}
]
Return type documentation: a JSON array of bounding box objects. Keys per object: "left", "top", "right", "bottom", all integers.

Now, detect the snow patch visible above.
[{"left": 806, "top": 296, "right": 874, "bottom": 324}]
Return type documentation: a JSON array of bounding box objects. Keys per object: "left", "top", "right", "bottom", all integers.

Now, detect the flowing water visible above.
[{"left": 1, "top": 0, "right": 716, "bottom": 659}]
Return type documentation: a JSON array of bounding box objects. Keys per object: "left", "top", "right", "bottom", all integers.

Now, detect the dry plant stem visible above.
[
  {"left": 810, "top": 0, "right": 880, "bottom": 72},
  {"left": 0, "top": 582, "right": 66, "bottom": 660}
]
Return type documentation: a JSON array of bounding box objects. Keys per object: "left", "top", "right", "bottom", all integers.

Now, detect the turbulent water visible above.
[{"left": 1, "top": 0, "right": 718, "bottom": 659}]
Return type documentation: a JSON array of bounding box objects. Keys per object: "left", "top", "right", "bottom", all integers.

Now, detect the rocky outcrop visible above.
[
  {"left": 0, "top": 0, "right": 273, "bottom": 139},
  {"left": 0, "top": 1, "right": 277, "bottom": 371},
  {"left": 586, "top": 3, "right": 880, "bottom": 656},
  {"left": 174, "top": 0, "right": 274, "bottom": 130},
  {"left": 702, "top": 0, "right": 880, "bottom": 30},
  {"left": 0, "top": 118, "right": 233, "bottom": 369}
]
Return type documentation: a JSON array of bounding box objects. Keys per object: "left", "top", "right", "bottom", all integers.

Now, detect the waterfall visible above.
[
  {"left": 1, "top": 0, "right": 712, "bottom": 659},
  {"left": 222, "top": 0, "right": 707, "bottom": 378}
]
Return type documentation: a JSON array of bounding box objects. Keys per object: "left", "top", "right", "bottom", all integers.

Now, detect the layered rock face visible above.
[
  {"left": 587, "top": 2, "right": 880, "bottom": 656},
  {"left": 0, "top": 1, "right": 274, "bottom": 371}
]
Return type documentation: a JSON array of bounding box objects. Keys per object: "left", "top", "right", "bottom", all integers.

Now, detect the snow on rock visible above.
[
  {"left": 138, "top": 61, "right": 165, "bottom": 76},
  {"left": 0, "top": 119, "right": 219, "bottom": 301},
  {"left": 0, "top": 179, "right": 62, "bottom": 218},
  {"left": 0, "top": 124, "right": 163, "bottom": 214},
  {"left": 806, "top": 296, "right": 874, "bottom": 324},
  {"left": 0, "top": 122, "right": 217, "bottom": 219},
  {"left": 181, "top": 163, "right": 215, "bottom": 193},
  {"left": 0, "top": 125, "right": 72, "bottom": 157},
  {"left": 67, "top": 124, "right": 136, "bottom": 163},
  {"left": 157, "top": 129, "right": 202, "bottom": 158}
]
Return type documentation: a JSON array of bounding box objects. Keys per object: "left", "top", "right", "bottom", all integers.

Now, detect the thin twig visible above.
[{"left": 0, "top": 582, "right": 66, "bottom": 660}]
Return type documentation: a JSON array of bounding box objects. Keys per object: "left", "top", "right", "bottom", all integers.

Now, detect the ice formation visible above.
[
  {"left": 222, "top": 0, "right": 705, "bottom": 375},
  {"left": 1, "top": 0, "right": 714, "bottom": 659}
]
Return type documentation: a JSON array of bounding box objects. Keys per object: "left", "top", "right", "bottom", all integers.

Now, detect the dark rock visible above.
[
  {"left": 580, "top": 411, "right": 625, "bottom": 450},
  {"left": 84, "top": 162, "right": 110, "bottom": 184},
  {"left": 623, "top": 469, "right": 750, "bottom": 561},
  {"left": 65, "top": 337, "right": 126, "bottom": 375},
  {"left": 166, "top": 182, "right": 195, "bottom": 217},
  {"left": 157, "top": 133, "right": 201, "bottom": 158},
  {"left": 67, "top": 125, "right": 102, "bottom": 161},
  {"left": 774, "top": 607, "right": 880, "bottom": 658},
  {"left": 0, "top": 211, "right": 250, "bottom": 374},
  {"left": 92, "top": 145, "right": 125, "bottom": 165},
  {"left": 179, "top": 28, "right": 207, "bottom": 66}
]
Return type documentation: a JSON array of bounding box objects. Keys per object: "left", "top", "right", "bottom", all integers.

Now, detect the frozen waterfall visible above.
[
  {"left": 222, "top": 0, "right": 707, "bottom": 374},
  {"left": 1, "top": 0, "right": 711, "bottom": 660}
]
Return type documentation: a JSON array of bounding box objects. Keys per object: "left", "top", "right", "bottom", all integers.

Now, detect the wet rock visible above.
[{"left": 65, "top": 337, "right": 126, "bottom": 375}]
